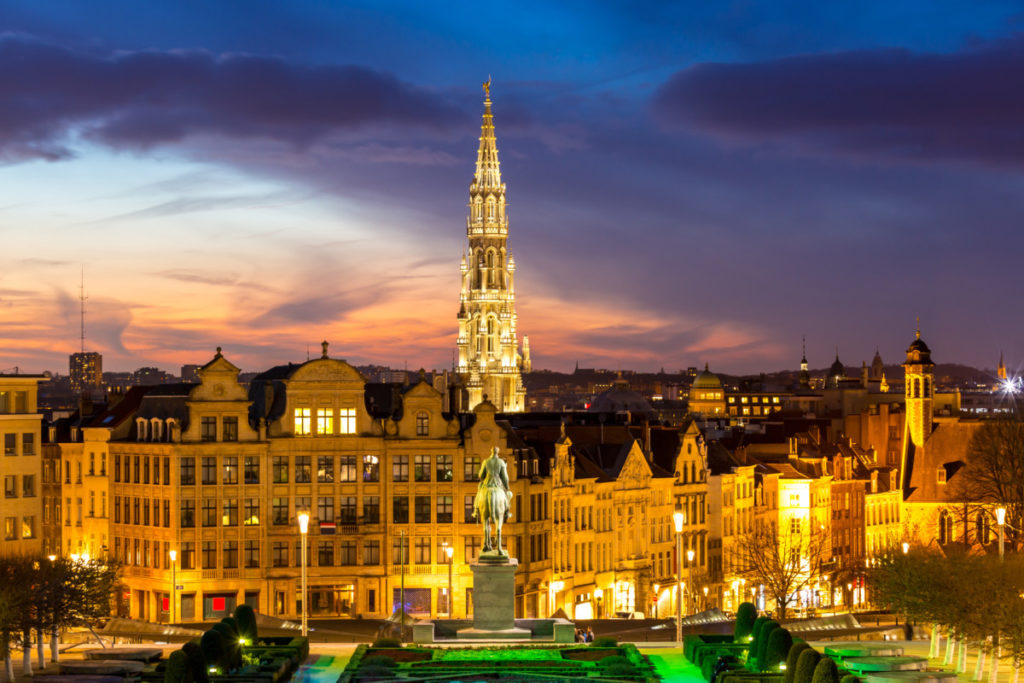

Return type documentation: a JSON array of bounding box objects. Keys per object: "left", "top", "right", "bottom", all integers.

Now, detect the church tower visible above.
[
  {"left": 456, "top": 80, "right": 527, "bottom": 412},
  {"left": 903, "top": 324, "right": 934, "bottom": 448},
  {"left": 998, "top": 351, "right": 1007, "bottom": 381}
]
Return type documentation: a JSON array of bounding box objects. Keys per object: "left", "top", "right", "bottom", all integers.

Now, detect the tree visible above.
[
  {"left": 954, "top": 418, "right": 1024, "bottom": 550},
  {"left": 734, "top": 602, "right": 757, "bottom": 641},
  {"left": 733, "top": 520, "right": 828, "bottom": 619}
]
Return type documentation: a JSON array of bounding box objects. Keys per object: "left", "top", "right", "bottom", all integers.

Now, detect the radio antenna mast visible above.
[{"left": 79, "top": 266, "right": 88, "bottom": 353}]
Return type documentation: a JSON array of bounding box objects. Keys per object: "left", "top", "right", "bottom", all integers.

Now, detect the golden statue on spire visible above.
[{"left": 483, "top": 76, "right": 491, "bottom": 99}]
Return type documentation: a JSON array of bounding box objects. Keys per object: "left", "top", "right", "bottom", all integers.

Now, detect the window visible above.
[
  {"left": 937, "top": 468, "right": 947, "bottom": 484},
  {"left": 244, "top": 457, "right": 259, "bottom": 484},
  {"left": 339, "top": 496, "right": 357, "bottom": 524},
  {"left": 392, "top": 455, "right": 409, "bottom": 482},
  {"left": 179, "top": 542, "right": 194, "bottom": 570},
  {"left": 464, "top": 456, "right": 481, "bottom": 482},
  {"left": 363, "top": 455, "right": 379, "bottom": 482},
  {"left": 317, "top": 541, "right": 333, "bottom": 566},
  {"left": 201, "top": 417, "right": 217, "bottom": 442},
  {"left": 114, "top": 455, "right": 121, "bottom": 483},
  {"left": 416, "top": 412, "right": 429, "bottom": 436},
  {"left": 294, "top": 408, "right": 311, "bottom": 436},
  {"left": 201, "top": 457, "right": 216, "bottom": 485},
  {"left": 976, "top": 513, "right": 992, "bottom": 545},
  {"left": 393, "top": 497, "right": 409, "bottom": 524},
  {"left": 415, "top": 496, "right": 431, "bottom": 524},
  {"left": 340, "top": 540, "right": 357, "bottom": 566},
  {"left": 437, "top": 455, "right": 453, "bottom": 482},
  {"left": 3, "top": 476, "right": 15, "bottom": 498},
  {"left": 414, "top": 537, "right": 430, "bottom": 564},
  {"left": 222, "top": 457, "right": 238, "bottom": 485},
  {"left": 223, "top": 541, "right": 238, "bottom": 569},
  {"left": 180, "top": 457, "right": 195, "bottom": 485},
  {"left": 392, "top": 537, "right": 407, "bottom": 565},
  {"left": 465, "top": 537, "right": 481, "bottom": 563},
  {"left": 244, "top": 498, "right": 260, "bottom": 526},
  {"left": 4, "top": 434, "right": 16, "bottom": 455},
  {"left": 363, "top": 540, "right": 380, "bottom": 565},
  {"left": 339, "top": 455, "right": 356, "bottom": 482},
  {"left": 202, "top": 541, "right": 217, "bottom": 569},
  {"left": 202, "top": 499, "right": 217, "bottom": 527},
  {"left": 789, "top": 518, "right": 800, "bottom": 535},
  {"left": 222, "top": 417, "right": 238, "bottom": 442},
  {"left": 272, "top": 456, "right": 288, "bottom": 484},
  {"left": 414, "top": 455, "right": 431, "bottom": 482},
  {"left": 316, "top": 408, "right": 332, "bottom": 436},
  {"left": 437, "top": 495, "right": 453, "bottom": 524},
  {"left": 163, "top": 499, "right": 169, "bottom": 526},
  {"left": 317, "top": 496, "right": 334, "bottom": 522},
  {"left": 939, "top": 511, "right": 954, "bottom": 545},
  {"left": 363, "top": 496, "right": 380, "bottom": 524},
  {"left": 295, "top": 456, "right": 311, "bottom": 483},
  {"left": 272, "top": 498, "right": 289, "bottom": 525},
  {"left": 244, "top": 540, "right": 260, "bottom": 568},
  {"left": 339, "top": 408, "right": 356, "bottom": 434},
  {"left": 317, "top": 456, "right": 334, "bottom": 483},
  {"left": 3, "top": 517, "right": 14, "bottom": 540},
  {"left": 465, "top": 495, "right": 476, "bottom": 523},
  {"left": 180, "top": 500, "right": 195, "bottom": 528},
  {"left": 22, "top": 433, "right": 34, "bottom": 456},
  {"left": 222, "top": 499, "right": 238, "bottom": 526},
  {"left": 272, "top": 542, "right": 288, "bottom": 567}
]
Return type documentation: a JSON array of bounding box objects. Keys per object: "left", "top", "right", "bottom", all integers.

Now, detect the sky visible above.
[{"left": 1, "top": 0, "right": 1023, "bottom": 377}]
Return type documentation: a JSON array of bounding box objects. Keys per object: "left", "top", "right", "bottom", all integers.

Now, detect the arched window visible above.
[
  {"left": 416, "top": 412, "right": 429, "bottom": 437},
  {"left": 976, "top": 512, "right": 991, "bottom": 545},
  {"left": 135, "top": 418, "right": 148, "bottom": 442},
  {"left": 150, "top": 418, "right": 163, "bottom": 443},
  {"left": 938, "top": 510, "right": 954, "bottom": 545},
  {"left": 486, "top": 317, "right": 497, "bottom": 355},
  {"left": 924, "top": 378, "right": 931, "bottom": 398},
  {"left": 487, "top": 197, "right": 495, "bottom": 219},
  {"left": 913, "top": 378, "right": 921, "bottom": 399}
]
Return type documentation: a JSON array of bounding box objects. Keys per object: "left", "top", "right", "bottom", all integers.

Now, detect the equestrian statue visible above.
[{"left": 472, "top": 447, "right": 513, "bottom": 558}]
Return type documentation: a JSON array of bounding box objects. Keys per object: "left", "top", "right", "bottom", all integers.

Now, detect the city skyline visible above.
[{"left": 2, "top": 2, "right": 1023, "bottom": 376}]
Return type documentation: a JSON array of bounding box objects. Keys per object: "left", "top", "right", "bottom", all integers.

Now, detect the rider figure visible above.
[{"left": 473, "top": 447, "right": 513, "bottom": 554}]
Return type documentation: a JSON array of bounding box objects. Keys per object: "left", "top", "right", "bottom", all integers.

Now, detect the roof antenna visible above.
[{"left": 79, "top": 266, "right": 87, "bottom": 354}]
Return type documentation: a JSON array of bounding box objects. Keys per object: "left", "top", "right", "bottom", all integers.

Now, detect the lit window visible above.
[
  {"left": 294, "top": 408, "right": 311, "bottom": 436},
  {"left": 773, "top": 397, "right": 780, "bottom": 404},
  {"left": 316, "top": 409, "right": 332, "bottom": 435},
  {"left": 339, "top": 409, "right": 356, "bottom": 434},
  {"left": 416, "top": 412, "right": 429, "bottom": 436},
  {"left": 740, "top": 397, "right": 748, "bottom": 404}
]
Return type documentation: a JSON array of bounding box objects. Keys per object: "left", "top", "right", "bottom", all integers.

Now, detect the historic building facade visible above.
[{"left": 456, "top": 82, "right": 529, "bottom": 412}]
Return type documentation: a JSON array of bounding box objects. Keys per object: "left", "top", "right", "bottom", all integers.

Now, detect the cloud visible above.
[
  {"left": 156, "top": 269, "right": 239, "bottom": 286},
  {"left": 652, "top": 36, "right": 1024, "bottom": 166},
  {"left": 0, "top": 34, "right": 470, "bottom": 162}
]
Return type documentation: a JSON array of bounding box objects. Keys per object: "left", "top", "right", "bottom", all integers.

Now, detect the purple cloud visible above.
[
  {"left": 652, "top": 36, "right": 1024, "bottom": 166},
  {"left": 0, "top": 35, "right": 468, "bottom": 161}
]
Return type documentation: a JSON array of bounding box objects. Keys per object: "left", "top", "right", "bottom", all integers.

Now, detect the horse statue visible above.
[{"left": 472, "top": 447, "right": 513, "bottom": 557}]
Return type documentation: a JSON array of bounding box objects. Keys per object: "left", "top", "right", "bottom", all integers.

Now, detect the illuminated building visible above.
[
  {"left": 456, "top": 81, "right": 529, "bottom": 412},
  {"left": 688, "top": 365, "right": 725, "bottom": 416},
  {"left": 0, "top": 373, "right": 48, "bottom": 556},
  {"left": 70, "top": 351, "right": 103, "bottom": 396}
]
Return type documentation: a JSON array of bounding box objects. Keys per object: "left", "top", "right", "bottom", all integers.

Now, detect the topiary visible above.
[
  {"left": 371, "top": 637, "right": 401, "bottom": 648},
  {"left": 211, "top": 622, "right": 242, "bottom": 672},
  {"left": 605, "top": 663, "right": 637, "bottom": 678},
  {"left": 233, "top": 604, "right": 258, "bottom": 644},
  {"left": 358, "top": 664, "right": 395, "bottom": 678},
  {"left": 751, "top": 616, "right": 768, "bottom": 643},
  {"left": 591, "top": 636, "right": 618, "bottom": 647},
  {"left": 764, "top": 627, "right": 793, "bottom": 671},
  {"left": 794, "top": 648, "right": 822, "bottom": 683},
  {"left": 199, "top": 630, "right": 226, "bottom": 675},
  {"left": 361, "top": 656, "right": 396, "bottom": 668},
  {"left": 811, "top": 657, "right": 840, "bottom": 683},
  {"left": 182, "top": 641, "right": 208, "bottom": 683},
  {"left": 785, "top": 642, "right": 812, "bottom": 683},
  {"left": 599, "top": 655, "right": 630, "bottom": 667},
  {"left": 756, "top": 621, "right": 780, "bottom": 668},
  {"left": 840, "top": 676, "right": 859, "bottom": 683},
  {"left": 735, "top": 602, "right": 758, "bottom": 641},
  {"left": 164, "top": 649, "right": 191, "bottom": 683}
]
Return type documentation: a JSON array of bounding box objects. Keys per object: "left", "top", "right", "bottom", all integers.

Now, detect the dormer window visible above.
[
  {"left": 165, "top": 419, "right": 177, "bottom": 442},
  {"left": 135, "top": 419, "right": 147, "bottom": 442},
  {"left": 150, "top": 419, "right": 163, "bottom": 443},
  {"left": 937, "top": 468, "right": 946, "bottom": 484},
  {"left": 416, "top": 412, "right": 429, "bottom": 436}
]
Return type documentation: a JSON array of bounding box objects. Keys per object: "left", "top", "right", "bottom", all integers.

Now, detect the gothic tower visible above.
[
  {"left": 456, "top": 80, "right": 527, "bottom": 412},
  {"left": 903, "top": 324, "right": 934, "bottom": 448},
  {"left": 998, "top": 351, "right": 1007, "bottom": 381}
]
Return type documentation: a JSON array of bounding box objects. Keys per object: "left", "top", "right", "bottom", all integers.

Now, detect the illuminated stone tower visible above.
[
  {"left": 456, "top": 80, "right": 528, "bottom": 412},
  {"left": 903, "top": 324, "right": 934, "bottom": 448},
  {"left": 998, "top": 351, "right": 1007, "bottom": 381}
]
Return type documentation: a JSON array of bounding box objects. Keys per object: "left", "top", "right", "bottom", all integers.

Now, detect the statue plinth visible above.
[{"left": 458, "top": 557, "right": 530, "bottom": 639}]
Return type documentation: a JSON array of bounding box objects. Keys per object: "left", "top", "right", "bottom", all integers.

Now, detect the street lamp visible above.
[
  {"left": 550, "top": 580, "right": 564, "bottom": 617},
  {"left": 594, "top": 587, "right": 603, "bottom": 619},
  {"left": 653, "top": 584, "right": 659, "bottom": 619},
  {"left": 703, "top": 585, "right": 709, "bottom": 611},
  {"left": 673, "top": 507, "right": 685, "bottom": 647},
  {"left": 997, "top": 507, "right": 1006, "bottom": 561},
  {"left": 169, "top": 549, "right": 177, "bottom": 625},
  {"left": 901, "top": 542, "right": 909, "bottom": 555},
  {"left": 445, "top": 543, "right": 454, "bottom": 617},
  {"left": 297, "top": 512, "right": 309, "bottom": 636},
  {"left": 686, "top": 549, "right": 695, "bottom": 613}
]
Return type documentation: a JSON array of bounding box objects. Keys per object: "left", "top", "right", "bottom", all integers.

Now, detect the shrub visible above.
[
  {"left": 288, "top": 636, "right": 310, "bottom": 663},
  {"left": 756, "top": 621, "right": 780, "bottom": 668},
  {"left": 735, "top": 602, "right": 758, "bottom": 641},
  {"left": 840, "top": 676, "right": 859, "bottom": 683},
  {"left": 182, "top": 642, "right": 208, "bottom": 683},
  {"left": 591, "top": 636, "right": 618, "bottom": 647},
  {"left": 600, "top": 655, "right": 630, "bottom": 666},
  {"left": 605, "top": 662, "right": 638, "bottom": 678},
  {"left": 785, "top": 642, "right": 812, "bottom": 683},
  {"left": 764, "top": 628, "right": 793, "bottom": 671},
  {"left": 794, "top": 649, "right": 822, "bottom": 683},
  {"left": 233, "top": 604, "right": 258, "bottom": 643},
  {"left": 372, "top": 637, "right": 402, "bottom": 648},
  {"left": 362, "top": 656, "right": 397, "bottom": 668},
  {"left": 702, "top": 656, "right": 718, "bottom": 681},
  {"left": 358, "top": 664, "right": 394, "bottom": 678},
  {"left": 211, "top": 622, "right": 242, "bottom": 671},
  {"left": 200, "top": 629, "right": 227, "bottom": 673},
  {"left": 164, "top": 649, "right": 191, "bottom": 683},
  {"left": 811, "top": 657, "right": 840, "bottom": 683}
]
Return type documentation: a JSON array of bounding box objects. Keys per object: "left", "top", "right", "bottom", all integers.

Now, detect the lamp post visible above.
[
  {"left": 400, "top": 528, "right": 406, "bottom": 639},
  {"left": 902, "top": 542, "right": 909, "bottom": 555},
  {"left": 445, "top": 543, "right": 454, "bottom": 617},
  {"left": 686, "top": 548, "right": 695, "bottom": 614},
  {"left": 653, "top": 584, "right": 659, "bottom": 619},
  {"left": 169, "top": 549, "right": 177, "bottom": 625},
  {"left": 297, "top": 512, "right": 309, "bottom": 636},
  {"left": 673, "top": 507, "right": 684, "bottom": 647},
  {"left": 703, "top": 585, "right": 709, "bottom": 611},
  {"left": 997, "top": 507, "right": 1006, "bottom": 561},
  {"left": 594, "top": 587, "right": 603, "bottom": 619}
]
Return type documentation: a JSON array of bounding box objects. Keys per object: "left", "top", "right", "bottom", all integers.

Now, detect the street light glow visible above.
[
  {"left": 997, "top": 507, "right": 1007, "bottom": 525},
  {"left": 673, "top": 510, "right": 684, "bottom": 533},
  {"left": 297, "top": 512, "right": 310, "bottom": 534}
]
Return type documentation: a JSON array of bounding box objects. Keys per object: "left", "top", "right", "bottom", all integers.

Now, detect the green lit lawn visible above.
[
  {"left": 437, "top": 648, "right": 568, "bottom": 661},
  {"left": 639, "top": 647, "right": 706, "bottom": 683}
]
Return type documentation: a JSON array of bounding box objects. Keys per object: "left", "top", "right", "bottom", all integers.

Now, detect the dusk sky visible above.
[{"left": 2, "top": 1, "right": 1023, "bottom": 377}]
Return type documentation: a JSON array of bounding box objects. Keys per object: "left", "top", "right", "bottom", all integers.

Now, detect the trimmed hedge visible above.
[
  {"left": 785, "top": 642, "right": 812, "bottom": 683},
  {"left": 686, "top": 634, "right": 734, "bottom": 662},
  {"left": 720, "top": 674, "right": 784, "bottom": 683},
  {"left": 763, "top": 628, "right": 793, "bottom": 672},
  {"left": 735, "top": 602, "right": 758, "bottom": 641},
  {"left": 840, "top": 676, "right": 859, "bottom": 683},
  {"left": 233, "top": 604, "right": 258, "bottom": 644},
  {"left": 591, "top": 636, "right": 618, "bottom": 648},
  {"left": 812, "top": 657, "right": 840, "bottom": 683},
  {"left": 751, "top": 616, "right": 769, "bottom": 643},
  {"left": 372, "top": 637, "right": 401, "bottom": 648},
  {"left": 755, "top": 621, "right": 780, "bottom": 670},
  {"left": 794, "top": 649, "right": 822, "bottom": 683},
  {"left": 164, "top": 649, "right": 190, "bottom": 683}
]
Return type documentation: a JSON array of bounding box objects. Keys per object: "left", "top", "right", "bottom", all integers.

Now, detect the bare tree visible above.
[
  {"left": 733, "top": 520, "right": 828, "bottom": 619},
  {"left": 955, "top": 419, "right": 1024, "bottom": 550}
]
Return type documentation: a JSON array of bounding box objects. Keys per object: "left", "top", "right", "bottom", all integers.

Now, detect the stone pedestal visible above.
[{"left": 458, "top": 557, "right": 530, "bottom": 639}]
